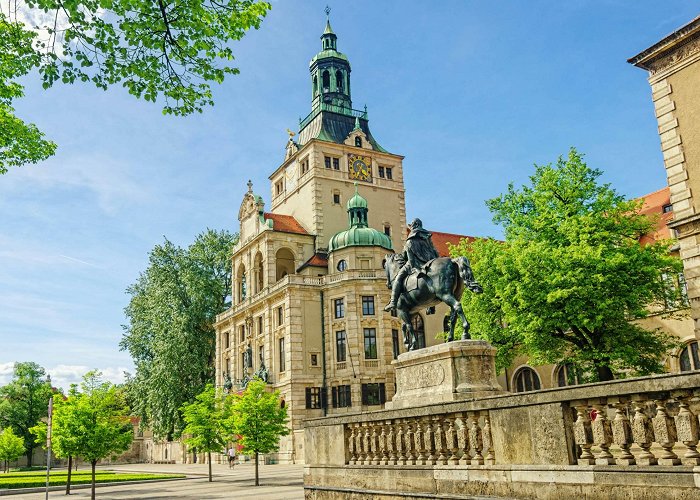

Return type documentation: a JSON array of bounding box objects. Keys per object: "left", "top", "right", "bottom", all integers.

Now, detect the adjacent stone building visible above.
[
  {"left": 213, "top": 19, "right": 466, "bottom": 463},
  {"left": 629, "top": 15, "right": 700, "bottom": 339}
]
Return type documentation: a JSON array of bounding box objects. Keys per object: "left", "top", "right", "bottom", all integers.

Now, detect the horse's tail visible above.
[{"left": 453, "top": 256, "right": 483, "bottom": 293}]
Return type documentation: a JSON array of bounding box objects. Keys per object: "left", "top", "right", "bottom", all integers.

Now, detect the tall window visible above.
[
  {"left": 334, "top": 298, "right": 344, "bottom": 318},
  {"left": 364, "top": 328, "right": 377, "bottom": 359},
  {"left": 331, "top": 385, "right": 351, "bottom": 408},
  {"left": 336, "top": 330, "right": 347, "bottom": 362},
  {"left": 386, "top": 167, "right": 393, "bottom": 180},
  {"left": 392, "top": 329, "right": 400, "bottom": 359},
  {"left": 279, "top": 338, "right": 286, "bottom": 372},
  {"left": 277, "top": 306, "right": 284, "bottom": 327},
  {"left": 680, "top": 341, "right": 700, "bottom": 372},
  {"left": 361, "top": 383, "right": 386, "bottom": 405},
  {"left": 305, "top": 387, "right": 324, "bottom": 409},
  {"left": 555, "top": 363, "right": 580, "bottom": 387},
  {"left": 384, "top": 225, "right": 391, "bottom": 237},
  {"left": 411, "top": 314, "right": 426, "bottom": 349},
  {"left": 333, "top": 157, "right": 340, "bottom": 170},
  {"left": 514, "top": 367, "right": 541, "bottom": 392},
  {"left": 335, "top": 70, "right": 343, "bottom": 91},
  {"left": 224, "top": 331, "right": 230, "bottom": 349},
  {"left": 322, "top": 70, "right": 330, "bottom": 90},
  {"left": 324, "top": 156, "right": 331, "bottom": 169},
  {"left": 361, "top": 296, "right": 375, "bottom": 315},
  {"left": 378, "top": 166, "right": 385, "bottom": 178},
  {"left": 257, "top": 316, "right": 263, "bottom": 336},
  {"left": 259, "top": 346, "right": 264, "bottom": 366}
]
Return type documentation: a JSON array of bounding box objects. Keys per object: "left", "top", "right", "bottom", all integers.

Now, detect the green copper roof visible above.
[
  {"left": 329, "top": 185, "right": 393, "bottom": 253},
  {"left": 309, "top": 50, "right": 349, "bottom": 66},
  {"left": 297, "top": 110, "right": 388, "bottom": 153}
]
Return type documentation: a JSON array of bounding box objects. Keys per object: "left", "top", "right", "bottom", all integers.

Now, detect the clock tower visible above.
[{"left": 269, "top": 15, "right": 407, "bottom": 251}]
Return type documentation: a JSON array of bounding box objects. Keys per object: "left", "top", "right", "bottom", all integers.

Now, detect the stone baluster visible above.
[
  {"left": 469, "top": 412, "right": 484, "bottom": 465},
  {"left": 482, "top": 412, "right": 495, "bottom": 465},
  {"left": 414, "top": 418, "right": 426, "bottom": 465},
  {"left": 591, "top": 400, "right": 615, "bottom": 465},
  {"left": 386, "top": 421, "right": 397, "bottom": 465},
  {"left": 362, "top": 423, "right": 371, "bottom": 465},
  {"left": 572, "top": 403, "right": 595, "bottom": 465},
  {"left": 673, "top": 392, "right": 700, "bottom": 465},
  {"left": 370, "top": 422, "right": 380, "bottom": 465},
  {"left": 631, "top": 397, "right": 657, "bottom": 465},
  {"left": 610, "top": 400, "right": 635, "bottom": 465},
  {"left": 405, "top": 419, "right": 416, "bottom": 465},
  {"left": 445, "top": 415, "right": 460, "bottom": 465},
  {"left": 424, "top": 417, "right": 436, "bottom": 465},
  {"left": 459, "top": 413, "right": 471, "bottom": 465},
  {"left": 396, "top": 420, "right": 406, "bottom": 465},
  {"left": 354, "top": 422, "right": 363, "bottom": 465},
  {"left": 379, "top": 422, "right": 390, "bottom": 465},
  {"left": 347, "top": 424, "right": 356, "bottom": 465},
  {"left": 434, "top": 415, "right": 448, "bottom": 465},
  {"left": 652, "top": 397, "right": 680, "bottom": 465}
]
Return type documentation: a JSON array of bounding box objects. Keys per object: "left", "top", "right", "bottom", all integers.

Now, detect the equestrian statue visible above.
[{"left": 384, "top": 218, "right": 483, "bottom": 351}]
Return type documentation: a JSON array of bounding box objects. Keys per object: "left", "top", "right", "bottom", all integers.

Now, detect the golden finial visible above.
[{"left": 286, "top": 128, "right": 296, "bottom": 138}]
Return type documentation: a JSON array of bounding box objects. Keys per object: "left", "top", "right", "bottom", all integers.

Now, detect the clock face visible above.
[{"left": 348, "top": 154, "right": 371, "bottom": 182}]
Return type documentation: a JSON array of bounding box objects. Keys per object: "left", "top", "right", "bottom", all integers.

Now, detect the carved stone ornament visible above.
[{"left": 649, "top": 35, "right": 700, "bottom": 75}]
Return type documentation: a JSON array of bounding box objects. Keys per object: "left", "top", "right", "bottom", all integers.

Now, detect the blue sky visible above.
[{"left": 1, "top": 1, "right": 697, "bottom": 389}]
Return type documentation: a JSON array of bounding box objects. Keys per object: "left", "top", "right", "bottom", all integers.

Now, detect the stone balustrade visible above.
[{"left": 304, "top": 370, "right": 700, "bottom": 500}]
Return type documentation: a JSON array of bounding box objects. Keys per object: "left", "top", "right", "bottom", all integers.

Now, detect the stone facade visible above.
[
  {"left": 630, "top": 16, "right": 700, "bottom": 340},
  {"left": 213, "top": 20, "right": 461, "bottom": 464}
]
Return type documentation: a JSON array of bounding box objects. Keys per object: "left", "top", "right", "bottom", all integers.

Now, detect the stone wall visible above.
[{"left": 304, "top": 371, "right": 700, "bottom": 499}]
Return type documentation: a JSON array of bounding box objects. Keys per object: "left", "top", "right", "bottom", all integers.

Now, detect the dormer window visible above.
[
  {"left": 355, "top": 136, "right": 362, "bottom": 147},
  {"left": 663, "top": 204, "right": 673, "bottom": 213},
  {"left": 300, "top": 157, "right": 309, "bottom": 175}
]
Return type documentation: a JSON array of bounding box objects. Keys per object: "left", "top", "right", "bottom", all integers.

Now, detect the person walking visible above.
[{"left": 227, "top": 447, "right": 237, "bottom": 469}]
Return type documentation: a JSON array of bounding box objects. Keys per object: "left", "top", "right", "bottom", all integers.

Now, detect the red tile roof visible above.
[
  {"left": 636, "top": 187, "right": 673, "bottom": 244},
  {"left": 430, "top": 230, "right": 477, "bottom": 257},
  {"left": 264, "top": 212, "right": 309, "bottom": 235},
  {"left": 297, "top": 253, "right": 328, "bottom": 272}
]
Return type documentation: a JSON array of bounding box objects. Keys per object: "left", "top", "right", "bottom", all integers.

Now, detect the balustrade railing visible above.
[{"left": 344, "top": 410, "right": 494, "bottom": 466}]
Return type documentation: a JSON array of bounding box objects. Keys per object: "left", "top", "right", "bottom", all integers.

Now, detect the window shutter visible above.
[
  {"left": 305, "top": 387, "right": 311, "bottom": 409},
  {"left": 379, "top": 383, "right": 386, "bottom": 404},
  {"left": 346, "top": 385, "right": 352, "bottom": 407},
  {"left": 331, "top": 387, "right": 337, "bottom": 408},
  {"left": 321, "top": 388, "right": 328, "bottom": 409},
  {"left": 361, "top": 384, "right": 368, "bottom": 405}
]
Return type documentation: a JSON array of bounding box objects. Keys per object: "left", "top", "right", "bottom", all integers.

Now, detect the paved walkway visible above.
[{"left": 8, "top": 462, "right": 304, "bottom": 500}]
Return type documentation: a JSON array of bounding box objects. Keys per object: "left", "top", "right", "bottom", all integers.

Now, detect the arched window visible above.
[
  {"left": 322, "top": 70, "right": 330, "bottom": 91},
  {"left": 555, "top": 363, "right": 580, "bottom": 387},
  {"left": 275, "top": 248, "right": 295, "bottom": 281},
  {"left": 513, "top": 367, "right": 541, "bottom": 392},
  {"left": 254, "top": 252, "right": 264, "bottom": 294},
  {"left": 335, "top": 70, "right": 343, "bottom": 92},
  {"left": 679, "top": 341, "right": 700, "bottom": 372},
  {"left": 337, "top": 259, "right": 347, "bottom": 272},
  {"left": 411, "top": 314, "right": 426, "bottom": 349},
  {"left": 355, "top": 136, "right": 362, "bottom": 147},
  {"left": 313, "top": 75, "right": 318, "bottom": 96},
  {"left": 236, "top": 264, "right": 246, "bottom": 303}
]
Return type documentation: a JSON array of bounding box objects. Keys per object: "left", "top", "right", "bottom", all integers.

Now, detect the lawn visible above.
[{"left": 0, "top": 470, "right": 185, "bottom": 489}]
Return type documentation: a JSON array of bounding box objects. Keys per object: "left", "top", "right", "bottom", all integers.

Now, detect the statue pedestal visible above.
[{"left": 385, "top": 340, "right": 504, "bottom": 409}]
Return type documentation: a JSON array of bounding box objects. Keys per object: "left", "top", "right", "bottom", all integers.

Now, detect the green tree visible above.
[
  {"left": 71, "top": 371, "right": 132, "bottom": 500},
  {"left": 181, "top": 384, "right": 232, "bottom": 482},
  {"left": 0, "top": 362, "right": 54, "bottom": 466},
  {"left": 452, "top": 148, "right": 683, "bottom": 382},
  {"left": 0, "top": 0, "right": 270, "bottom": 173},
  {"left": 0, "top": 427, "right": 25, "bottom": 472},
  {"left": 228, "top": 379, "right": 289, "bottom": 486},
  {"left": 31, "top": 385, "right": 83, "bottom": 494},
  {"left": 121, "top": 228, "right": 236, "bottom": 439}
]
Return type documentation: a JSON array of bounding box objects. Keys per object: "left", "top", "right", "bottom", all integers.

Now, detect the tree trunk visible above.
[
  {"left": 26, "top": 447, "right": 33, "bottom": 467},
  {"left": 254, "top": 451, "right": 259, "bottom": 486},
  {"left": 91, "top": 460, "right": 97, "bottom": 500},
  {"left": 208, "top": 451, "right": 212, "bottom": 482},
  {"left": 66, "top": 455, "right": 72, "bottom": 495}
]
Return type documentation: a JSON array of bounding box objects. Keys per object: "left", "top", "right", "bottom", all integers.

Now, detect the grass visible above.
[{"left": 0, "top": 470, "right": 185, "bottom": 489}]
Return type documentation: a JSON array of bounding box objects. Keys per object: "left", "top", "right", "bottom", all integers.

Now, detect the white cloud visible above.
[{"left": 0, "top": 362, "right": 15, "bottom": 385}]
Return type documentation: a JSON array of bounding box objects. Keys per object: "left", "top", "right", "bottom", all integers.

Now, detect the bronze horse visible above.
[{"left": 384, "top": 254, "right": 482, "bottom": 351}]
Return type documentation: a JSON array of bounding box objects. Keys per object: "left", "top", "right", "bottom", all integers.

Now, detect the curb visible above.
[{"left": 0, "top": 476, "right": 192, "bottom": 496}]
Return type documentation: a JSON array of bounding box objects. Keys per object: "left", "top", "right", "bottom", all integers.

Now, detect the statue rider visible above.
[{"left": 384, "top": 218, "right": 440, "bottom": 313}]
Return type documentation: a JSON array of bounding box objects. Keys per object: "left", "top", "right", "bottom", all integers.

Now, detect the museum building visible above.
[{"left": 212, "top": 19, "right": 471, "bottom": 462}]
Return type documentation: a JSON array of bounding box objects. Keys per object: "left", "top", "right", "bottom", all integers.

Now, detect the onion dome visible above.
[{"left": 328, "top": 184, "right": 393, "bottom": 252}]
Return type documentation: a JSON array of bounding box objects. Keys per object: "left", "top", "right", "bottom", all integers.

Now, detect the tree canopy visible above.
[
  {"left": 0, "top": 0, "right": 271, "bottom": 173},
  {"left": 181, "top": 384, "right": 232, "bottom": 482},
  {"left": 121, "top": 228, "right": 236, "bottom": 439},
  {"left": 228, "top": 379, "right": 288, "bottom": 486},
  {"left": 0, "top": 427, "right": 25, "bottom": 472},
  {"left": 0, "top": 362, "right": 54, "bottom": 466},
  {"left": 452, "top": 148, "right": 683, "bottom": 382}
]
